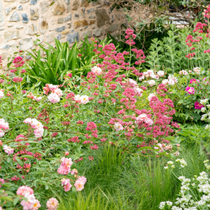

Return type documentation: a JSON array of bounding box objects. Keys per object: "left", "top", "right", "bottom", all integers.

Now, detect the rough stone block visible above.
[
  {"left": 25, "top": 24, "right": 38, "bottom": 35},
  {"left": 55, "top": 26, "right": 65, "bottom": 32},
  {"left": 74, "top": 20, "right": 88, "bottom": 29},
  {"left": 22, "top": 13, "right": 29, "bottom": 23},
  {"left": 93, "top": 28, "right": 102, "bottom": 37},
  {"left": 40, "top": 1, "right": 49, "bottom": 14},
  {"left": 30, "top": 8, "right": 39, "bottom": 20},
  {"left": 4, "top": 31, "right": 20, "bottom": 41},
  {"left": 4, "top": 7, "right": 10, "bottom": 16},
  {"left": 18, "top": 5, "right": 23, "bottom": 10},
  {"left": 19, "top": 37, "right": 33, "bottom": 51},
  {"left": 81, "top": 0, "right": 89, "bottom": 7},
  {"left": 9, "top": 11, "right": 20, "bottom": 22},
  {"left": 52, "top": 1, "right": 65, "bottom": 15},
  {"left": 40, "top": 19, "right": 48, "bottom": 34},
  {"left": 96, "top": 9, "right": 110, "bottom": 27},
  {"left": 30, "top": 0, "right": 37, "bottom": 5},
  {"left": 72, "top": 0, "right": 79, "bottom": 10},
  {"left": 67, "top": 32, "right": 79, "bottom": 44},
  {"left": 107, "top": 23, "right": 118, "bottom": 33}
]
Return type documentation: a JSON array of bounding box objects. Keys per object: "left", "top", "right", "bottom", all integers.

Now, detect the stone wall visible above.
[{"left": 0, "top": 0, "right": 124, "bottom": 67}]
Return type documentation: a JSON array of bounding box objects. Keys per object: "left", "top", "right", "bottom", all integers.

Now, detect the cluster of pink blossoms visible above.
[
  {"left": 43, "top": 84, "right": 63, "bottom": 103},
  {"left": 13, "top": 56, "right": 25, "bottom": 68},
  {"left": 204, "top": 5, "right": 210, "bottom": 19},
  {"left": 86, "top": 122, "right": 98, "bottom": 138},
  {"left": 13, "top": 77, "right": 23, "bottom": 83},
  {"left": 193, "top": 22, "right": 207, "bottom": 33},
  {"left": 0, "top": 118, "right": 9, "bottom": 137},
  {"left": 125, "top": 28, "right": 136, "bottom": 46},
  {"left": 23, "top": 118, "right": 44, "bottom": 138},
  {"left": 57, "top": 157, "right": 87, "bottom": 191},
  {"left": 17, "top": 186, "right": 41, "bottom": 210}
]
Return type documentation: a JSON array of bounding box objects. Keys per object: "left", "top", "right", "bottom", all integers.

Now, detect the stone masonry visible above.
[{"left": 0, "top": 0, "right": 125, "bottom": 67}]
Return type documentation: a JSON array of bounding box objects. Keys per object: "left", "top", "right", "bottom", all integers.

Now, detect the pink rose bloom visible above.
[
  {"left": 0, "top": 118, "right": 9, "bottom": 130},
  {"left": 77, "top": 176, "right": 87, "bottom": 184},
  {"left": 34, "top": 127, "right": 44, "bottom": 138},
  {"left": 48, "top": 84, "right": 59, "bottom": 91},
  {"left": 46, "top": 198, "right": 59, "bottom": 210},
  {"left": 3, "top": 145, "right": 14, "bottom": 155},
  {"left": 74, "top": 95, "right": 81, "bottom": 103},
  {"left": 53, "top": 88, "right": 63, "bottom": 97},
  {"left": 31, "top": 199, "right": 41, "bottom": 210},
  {"left": 80, "top": 95, "right": 89, "bottom": 104},
  {"left": 74, "top": 176, "right": 87, "bottom": 191},
  {"left": 114, "top": 122, "right": 123, "bottom": 131},
  {"left": 144, "top": 118, "right": 153, "bottom": 126},
  {"left": 57, "top": 166, "right": 70, "bottom": 175},
  {"left": 57, "top": 157, "right": 73, "bottom": 175},
  {"left": 17, "top": 186, "right": 34, "bottom": 196},
  {"left": 195, "top": 101, "right": 204, "bottom": 110},
  {"left": 71, "top": 168, "right": 78, "bottom": 175},
  {"left": 134, "top": 87, "right": 143, "bottom": 96},
  {"left": 91, "top": 66, "right": 102, "bottom": 75},
  {"left": 61, "top": 157, "right": 73, "bottom": 168},
  {"left": 185, "top": 86, "right": 195, "bottom": 94},
  {"left": 48, "top": 93, "right": 60, "bottom": 103},
  {"left": 135, "top": 113, "right": 147, "bottom": 124},
  {"left": 33, "top": 96, "right": 42, "bottom": 102},
  {"left": 20, "top": 193, "right": 41, "bottom": 210},
  {"left": 61, "top": 178, "right": 72, "bottom": 192}
]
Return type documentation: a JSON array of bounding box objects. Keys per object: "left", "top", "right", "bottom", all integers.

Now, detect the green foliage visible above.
[{"left": 25, "top": 39, "right": 80, "bottom": 87}]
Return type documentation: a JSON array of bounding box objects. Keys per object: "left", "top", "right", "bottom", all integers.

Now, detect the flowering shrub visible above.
[
  {"left": 160, "top": 67, "right": 210, "bottom": 123},
  {"left": 0, "top": 28, "right": 182, "bottom": 209}
]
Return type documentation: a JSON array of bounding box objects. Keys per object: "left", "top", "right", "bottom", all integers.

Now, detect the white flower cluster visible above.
[
  {"left": 204, "top": 160, "right": 210, "bottom": 170},
  {"left": 199, "top": 99, "right": 210, "bottom": 129},
  {"left": 139, "top": 70, "right": 165, "bottom": 86},
  {"left": 193, "top": 67, "right": 200, "bottom": 74},
  {"left": 164, "top": 161, "right": 175, "bottom": 169},
  {"left": 162, "top": 75, "right": 178, "bottom": 86},
  {"left": 176, "top": 158, "right": 187, "bottom": 168},
  {"left": 179, "top": 70, "right": 188, "bottom": 75},
  {"left": 74, "top": 95, "right": 89, "bottom": 104},
  {"left": 160, "top": 171, "right": 210, "bottom": 209},
  {"left": 159, "top": 201, "right": 173, "bottom": 209}
]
